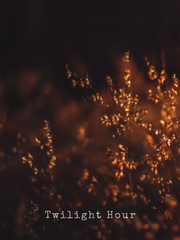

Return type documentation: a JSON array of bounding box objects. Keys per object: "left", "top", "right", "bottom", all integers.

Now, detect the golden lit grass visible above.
[{"left": 2, "top": 52, "right": 180, "bottom": 239}]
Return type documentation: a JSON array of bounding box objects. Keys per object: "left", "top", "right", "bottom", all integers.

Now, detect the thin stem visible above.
[{"left": 128, "top": 126, "right": 134, "bottom": 192}]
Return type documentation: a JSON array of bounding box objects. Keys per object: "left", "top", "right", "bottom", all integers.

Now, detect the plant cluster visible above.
[
  {"left": 64, "top": 52, "right": 180, "bottom": 239},
  {"left": 2, "top": 51, "right": 180, "bottom": 240}
]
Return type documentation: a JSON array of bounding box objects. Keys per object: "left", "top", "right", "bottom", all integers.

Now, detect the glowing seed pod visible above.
[
  {"left": 71, "top": 79, "right": 77, "bottom": 87},
  {"left": 80, "top": 79, "right": 84, "bottom": 88}
]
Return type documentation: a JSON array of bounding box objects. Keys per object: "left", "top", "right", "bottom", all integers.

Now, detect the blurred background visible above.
[
  {"left": 0, "top": 0, "right": 179, "bottom": 112},
  {"left": 0, "top": 0, "right": 180, "bottom": 239},
  {"left": 0, "top": 0, "right": 180, "bottom": 100},
  {"left": 0, "top": 0, "right": 180, "bottom": 82},
  {"left": 0, "top": 0, "right": 180, "bottom": 138}
]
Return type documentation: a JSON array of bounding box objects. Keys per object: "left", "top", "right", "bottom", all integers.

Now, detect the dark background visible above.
[
  {"left": 0, "top": 0, "right": 180, "bottom": 88},
  {"left": 0, "top": 1, "right": 180, "bottom": 239}
]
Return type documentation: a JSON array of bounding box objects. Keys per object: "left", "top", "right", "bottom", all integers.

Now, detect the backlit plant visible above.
[{"left": 15, "top": 52, "right": 180, "bottom": 239}]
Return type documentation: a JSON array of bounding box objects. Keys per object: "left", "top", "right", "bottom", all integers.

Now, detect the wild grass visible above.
[
  {"left": 1, "top": 51, "right": 180, "bottom": 240},
  {"left": 64, "top": 52, "right": 180, "bottom": 240}
]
